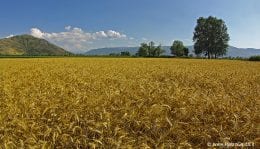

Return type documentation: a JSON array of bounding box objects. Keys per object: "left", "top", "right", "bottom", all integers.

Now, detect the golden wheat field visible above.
[{"left": 0, "top": 58, "right": 259, "bottom": 148}]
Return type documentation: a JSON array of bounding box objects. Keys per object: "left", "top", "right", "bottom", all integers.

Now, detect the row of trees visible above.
[
  {"left": 136, "top": 16, "right": 229, "bottom": 59},
  {"left": 109, "top": 51, "right": 131, "bottom": 56},
  {"left": 136, "top": 40, "right": 190, "bottom": 57},
  {"left": 109, "top": 16, "right": 229, "bottom": 58},
  {"left": 136, "top": 42, "right": 165, "bottom": 57}
]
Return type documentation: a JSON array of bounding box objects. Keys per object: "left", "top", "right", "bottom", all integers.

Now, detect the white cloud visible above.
[
  {"left": 106, "top": 30, "right": 126, "bottom": 38},
  {"left": 30, "top": 26, "right": 128, "bottom": 52},
  {"left": 65, "top": 26, "right": 71, "bottom": 31},
  {"left": 5, "top": 34, "right": 14, "bottom": 38},
  {"left": 31, "top": 28, "right": 44, "bottom": 38},
  {"left": 94, "top": 31, "right": 108, "bottom": 38}
]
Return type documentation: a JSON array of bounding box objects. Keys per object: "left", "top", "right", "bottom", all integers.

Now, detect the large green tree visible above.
[
  {"left": 193, "top": 16, "right": 230, "bottom": 59},
  {"left": 170, "top": 40, "right": 189, "bottom": 57}
]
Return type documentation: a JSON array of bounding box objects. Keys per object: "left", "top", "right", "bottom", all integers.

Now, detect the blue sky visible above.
[{"left": 0, "top": 0, "right": 259, "bottom": 52}]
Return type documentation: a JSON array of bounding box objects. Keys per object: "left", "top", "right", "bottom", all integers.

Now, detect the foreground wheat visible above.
[{"left": 0, "top": 58, "right": 259, "bottom": 148}]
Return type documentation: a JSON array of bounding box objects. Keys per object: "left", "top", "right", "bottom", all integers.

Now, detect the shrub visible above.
[{"left": 249, "top": 55, "right": 260, "bottom": 61}]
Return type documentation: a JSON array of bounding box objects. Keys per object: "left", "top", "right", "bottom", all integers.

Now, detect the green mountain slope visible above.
[{"left": 0, "top": 35, "right": 71, "bottom": 55}]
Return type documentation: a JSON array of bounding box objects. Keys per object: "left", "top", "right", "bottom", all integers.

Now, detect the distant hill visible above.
[
  {"left": 85, "top": 46, "right": 260, "bottom": 58},
  {"left": 0, "top": 35, "right": 71, "bottom": 56},
  {"left": 85, "top": 47, "right": 139, "bottom": 56}
]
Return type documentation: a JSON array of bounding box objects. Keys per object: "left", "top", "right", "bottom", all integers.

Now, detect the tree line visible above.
[
  {"left": 130, "top": 16, "right": 229, "bottom": 59},
  {"left": 136, "top": 42, "right": 164, "bottom": 57}
]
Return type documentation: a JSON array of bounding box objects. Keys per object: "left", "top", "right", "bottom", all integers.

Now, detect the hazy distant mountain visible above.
[
  {"left": 85, "top": 47, "right": 139, "bottom": 55},
  {"left": 85, "top": 46, "right": 260, "bottom": 58},
  {"left": 0, "top": 35, "right": 71, "bottom": 56}
]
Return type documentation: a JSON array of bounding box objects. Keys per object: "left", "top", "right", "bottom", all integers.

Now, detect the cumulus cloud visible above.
[
  {"left": 5, "top": 34, "right": 14, "bottom": 38},
  {"left": 106, "top": 30, "right": 127, "bottom": 38},
  {"left": 30, "top": 27, "right": 126, "bottom": 41},
  {"left": 30, "top": 26, "right": 128, "bottom": 52},
  {"left": 65, "top": 26, "right": 71, "bottom": 31},
  {"left": 31, "top": 28, "right": 44, "bottom": 38}
]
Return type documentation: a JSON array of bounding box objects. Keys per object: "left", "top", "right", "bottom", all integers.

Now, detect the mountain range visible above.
[
  {"left": 1, "top": 35, "right": 259, "bottom": 57},
  {"left": 85, "top": 46, "right": 260, "bottom": 58},
  {"left": 0, "top": 35, "right": 71, "bottom": 56}
]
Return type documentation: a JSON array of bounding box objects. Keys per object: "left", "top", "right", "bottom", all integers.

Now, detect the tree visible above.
[
  {"left": 154, "top": 44, "right": 165, "bottom": 57},
  {"left": 109, "top": 53, "right": 120, "bottom": 56},
  {"left": 193, "top": 16, "right": 230, "bottom": 59},
  {"left": 137, "top": 43, "right": 148, "bottom": 57},
  {"left": 183, "top": 47, "right": 189, "bottom": 56},
  {"left": 148, "top": 41, "right": 155, "bottom": 57},
  {"left": 120, "top": 51, "right": 131, "bottom": 56},
  {"left": 137, "top": 41, "right": 164, "bottom": 57},
  {"left": 170, "top": 40, "right": 188, "bottom": 57}
]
